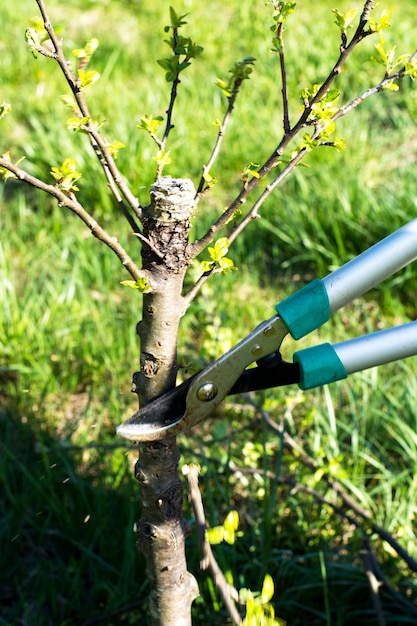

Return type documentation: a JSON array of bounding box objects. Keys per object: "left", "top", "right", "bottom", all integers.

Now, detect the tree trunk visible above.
[{"left": 134, "top": 177, "right": 199, "bottom": 625}]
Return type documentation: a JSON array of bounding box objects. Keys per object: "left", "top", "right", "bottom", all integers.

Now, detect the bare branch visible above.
[
  {"left": 0, "top": 158, "right": 151, "bottom": 284},
  {"left": 362, "top": 549, "right": 387, "bottom": 626},
  {"left": 333, "top": 52, "right": 417, "bottom": 122},
  {"left": 182, "top": 266, "right": 221, "bottom": 309},
  {"left": 35, "top": 0, "right": 142, "bottom": 219},
  {"left": 196, "top": 82, "right": 247, "bottom": 197},
  {"left": 183, "top": 464, "right": 242, "bottom": 626},
  {"left": 277, "top": 22, "right": 290, "bottom": 134}
]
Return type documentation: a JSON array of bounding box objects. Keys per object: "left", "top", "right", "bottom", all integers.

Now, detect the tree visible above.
[{"left": 1, "top": 1, "right": 416, "bottom": 624}]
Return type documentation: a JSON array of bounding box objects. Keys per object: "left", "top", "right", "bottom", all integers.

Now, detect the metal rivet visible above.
[
  {"left": 196, "top": 382, "right": 218, "bottom": 402},
  {"left": 251, "top": 344, "right": 263, "bottom": 358},
  {"left": 263, "top": 325, "right": 275, "bottom": 337}
]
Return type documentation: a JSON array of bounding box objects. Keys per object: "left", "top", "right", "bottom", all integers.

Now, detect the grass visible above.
[{"left": 1, "top": 0, "right": 417, "bottom": 624}]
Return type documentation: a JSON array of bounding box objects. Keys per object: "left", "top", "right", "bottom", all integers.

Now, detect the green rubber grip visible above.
[
  {"left": 275, "top": 279, "right": 331, "bottom": 340},
  {"left": 293, "top": 343, "right": 348, "bottom": 390}
]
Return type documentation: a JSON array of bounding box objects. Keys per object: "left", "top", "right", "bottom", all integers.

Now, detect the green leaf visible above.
[
  {"left": 153, "top": 150, "right": 171, "bottom": 167},
  {"left": 216, "top": 57, "right": 256, "bottom": 98},
  {"left": 201, "top": 237, "right": 237, "bottom": 274},
  {"left": 200, "top": 260, "right": 215, "bottom": 273},
  {"left": 137, "top": 114, "right": 164, "bottom": 134},
  {"left": 206, "top": 526, "right": 225, "bottom": 545},
  {"left": 261, "top": 574, "right": 275, "bottom": 604},
  {"left": 382, "top": 81, "right": 399, "bottom": 91},
  {"left": 107, "top": 140, "right": 126, "bottom": 159},
  {"left": 0, "top": 152, "right": 25, "bottom": 181},
  {"left": 73, "top": 38, "right": 99, "bottom": 60},
  {"left": 333, "top": 138, "right": 347, "bottom": 151},
  {"left": 208, "top": 237, "right": 230, "bottom": 262},
  {"left": 242, "top": 162, "right": 260, "bottom": 182},
  {"left": 120, "top": 277, "right": 150, "bottom": 293},
  {"left": 332, "top": 8, "right": 358, "bottom": 31},
  {"left": 61, "top": 94, "right": 77, "bottom": 109},
  {"left": 223, "top": 509, "right": 239, "bottom": 543},
  {"left": 405, "top": 58, "right": 417, "bottom": 80},
  {"left": 169, "top": 6, "right": 189, "bottom": 29},
  {"left": 202, "top": 171, "right": 217, "bottom": 186},
  {"left": 77, "top": 68, "right": 100, "bottom": 89},
  {"left": 270, "top": 1, "right": 296, "bottom": 24},
  {"left": 224, "top": 510, "right": 239, "bottom": 533},
  {"left": 50, "top": 157, "right": 81, "bottom": 192},
  {"left": 66, "top": 116, "right": 90, "bottom": 131},
  {"left": 25, "top": 27, "right": 41, "bottom": 58},
  {"left": 369, "top": 9, "right": 391, "bottom": 33},
  {"left": 0, "top": 103, "right": 11, "bottom": 120}
]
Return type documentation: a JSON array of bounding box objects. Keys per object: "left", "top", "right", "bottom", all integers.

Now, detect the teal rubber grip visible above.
[
  {"left": 293, "top": 343, "right": 348, "bottom": 390},
  {"left": 275, "top": 279, "right": 331, "bottom": 340}
]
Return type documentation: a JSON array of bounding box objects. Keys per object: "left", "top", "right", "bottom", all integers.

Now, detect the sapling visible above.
[{"left": 1, "top": 1, "right": 416, "bottom": 624}]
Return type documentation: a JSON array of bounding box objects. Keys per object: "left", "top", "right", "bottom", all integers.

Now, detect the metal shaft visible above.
[{"left": 323, "top": 219, "right": 417, "bottom": 313}]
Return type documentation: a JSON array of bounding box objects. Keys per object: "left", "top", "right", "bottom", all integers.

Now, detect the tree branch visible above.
[
  {"left": 0, "top": 158, "right": 150, "bottom": 283},
  {"left": 196, "top": 79, "right": 248, "bottom": 197},
  {"left": 188, "top": 0, "right": 381, "bottom": 259},
  {"left": 333, "top": 51, "right": 417, "bottom": 122},
  {"left": 277, "top": 22, "right": 290, "bottom": 134},
  {"left": 183, "top": 464, "right": 242, "bottom": 626},
  {"left": 35, "top": 0, "right": 142, "bottom": 219}
]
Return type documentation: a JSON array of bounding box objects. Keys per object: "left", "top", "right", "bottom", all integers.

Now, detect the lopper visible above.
[{"left": 117, "top": 219, "right": 417, "bottom": 442}]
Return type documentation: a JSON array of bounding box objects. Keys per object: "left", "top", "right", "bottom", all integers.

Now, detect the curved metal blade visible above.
[{"left": 115, "top": 376, "right": 194, "bottom": 441}]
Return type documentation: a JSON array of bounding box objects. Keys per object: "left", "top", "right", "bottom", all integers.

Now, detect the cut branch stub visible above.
[
  {"left": 141, "top": 176, "right": 197, "bottom": 274},
  {"left": 149, "top": 176, "right": 196, "bottom": 223}
]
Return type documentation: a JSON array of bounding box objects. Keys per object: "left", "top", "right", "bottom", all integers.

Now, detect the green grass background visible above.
[{"left": 1, "top": 0, "right": 417, "bottom": 624}]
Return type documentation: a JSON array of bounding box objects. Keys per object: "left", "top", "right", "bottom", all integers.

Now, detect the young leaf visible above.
[
  {"left": 137, "top": 114, "right": 164, "bottom": 134},
  {"left": 206, "top": 525, "right": 225, "bottom": 545},
  {"left": 242, "top": 162, "right": 260, "bottom": 182},
  {"left": 77, "top": 69, "right": 101, "bottom": 89},
  {"left": 73, "top": 38, "right": 99, "bottom": 60},
  {"left": 0, "top": 152, "right": 25, "bottom": 181},
  {"left": 120, "top": 277, "right": 151, "bottom": 293},
  {"left": 107, "top": 140, "right": 126, "bottom": 159},
  {"left": 260, "top": 574, "right": 275, "bottom": 604},
  {"left": 50, "top": 157, "right": 81, "bottom": 192},
  {"left": 25, "top": 27, "right": 41, "bottom": 58},
  {"left": 369, "top": 9, "right": 391, "bottom": 33},
  {"left": 153, "top": 150, "right": 171, "bottom": 167},
  {"left": 332, "top": 8, "right": 358, "bottom": 31},
  {"left": 168, "top": 6, "right": 189, "bottom": 29},
  {"left": 0, "top": 103, "right": 11, "bottom": 120},
  {"left": 66, "top": 116, "right": 90, "bottom": 131}
]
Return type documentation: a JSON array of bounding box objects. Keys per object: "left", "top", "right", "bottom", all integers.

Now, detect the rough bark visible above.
[{"left": 134, "top": 177, "right": 199, "bottom": 625}]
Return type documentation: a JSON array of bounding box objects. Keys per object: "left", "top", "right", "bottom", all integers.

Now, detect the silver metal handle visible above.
[
  {"left": 323, "top": 219, "right": 417, "bottom": 313},
  {"left": 333, "top": 321, "right": 417, "bottom": 374}
]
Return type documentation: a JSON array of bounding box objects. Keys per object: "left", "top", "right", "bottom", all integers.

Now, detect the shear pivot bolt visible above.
[
  {"left": 197, "top": 382, "right": 218, "bottom": 402},
  {"left": 251, "top": 344, "right": 263, "bottom": 358}
]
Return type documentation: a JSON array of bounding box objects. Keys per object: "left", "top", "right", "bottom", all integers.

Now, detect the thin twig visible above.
[
  {"left": 183, "top": 464, "right": 242, "bottom": 626},
  {"left": 333, "top": 53, "right": 417, "bottom": 122},
  {"left": 362, "top": 549, "right": 387, "bottom": 626},
  {"left": 277, "top": 22, "right": 290, "bottom": 134},
  {"left": 182, "top": 267, "right": 220, "bottom": 309},
  {"left": 196, "top": 80, "right": 246, "bottom": 197}
]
